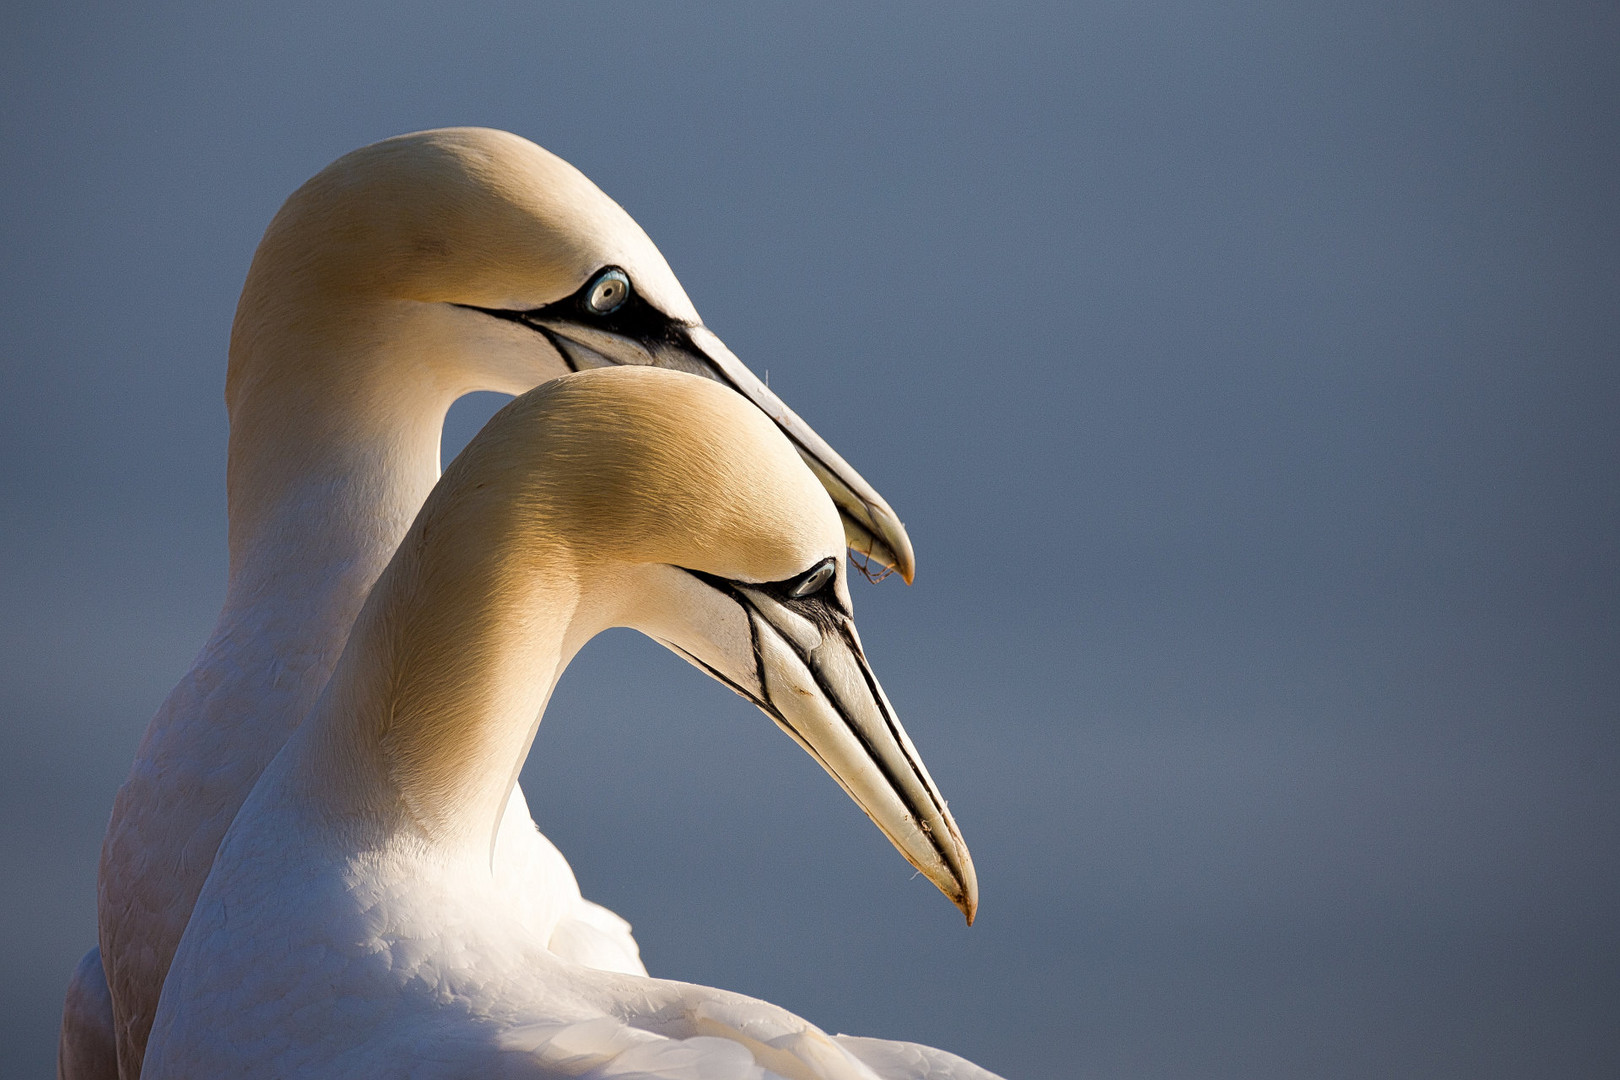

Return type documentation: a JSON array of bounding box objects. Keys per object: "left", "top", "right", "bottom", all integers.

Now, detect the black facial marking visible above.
[{"left": 453, "top": 264, "right": 692, "bottom": 353}]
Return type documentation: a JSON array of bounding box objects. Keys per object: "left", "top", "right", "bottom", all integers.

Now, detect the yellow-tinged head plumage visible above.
[{"left": 441, "top": 366, "right": 843, "bottom": 586}]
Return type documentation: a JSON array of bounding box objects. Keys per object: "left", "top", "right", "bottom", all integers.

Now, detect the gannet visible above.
[
  {"left": 69, "top": 129, "right": 917, "bottom": 1080},
  {"left": 142, "top": 367, "right": 985, "bottom": 1079}
]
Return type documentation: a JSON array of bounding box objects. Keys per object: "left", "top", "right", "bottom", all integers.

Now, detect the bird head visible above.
[
  {"left": 231, "top": 127, "right": 914, "bottom": 581},
  {"left": 449, "top": 366, "right": 975, "bottom": 921}
]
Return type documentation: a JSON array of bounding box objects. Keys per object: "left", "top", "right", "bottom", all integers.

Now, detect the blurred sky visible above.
[{"left": 2, "top": 3, "right": 1618, "bottom": 1077}]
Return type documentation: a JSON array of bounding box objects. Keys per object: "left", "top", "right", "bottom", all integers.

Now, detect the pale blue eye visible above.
[
  {"left": 586, "top": 269, "right": 630, "bottom": 314},
  {"left": 789, "top": 559, "right": 836, "bottom": 598}
]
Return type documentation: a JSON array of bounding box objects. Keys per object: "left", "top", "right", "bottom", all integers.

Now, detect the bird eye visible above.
[
  {"left": 585, "top": 269, "right": 630, "bottom": 314},
  {"left": 788, "top": 559, "right": 836, "bottom": 599}
]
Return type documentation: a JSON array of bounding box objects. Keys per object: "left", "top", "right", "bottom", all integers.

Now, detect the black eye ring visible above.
[
  {"left": 584, "top": 268, "right": 631, "bottom": 315},
  {"left": 788, "top": 558, "right": 837, "bottom": 599}
]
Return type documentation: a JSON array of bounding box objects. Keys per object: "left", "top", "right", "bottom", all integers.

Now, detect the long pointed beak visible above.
[
  {"left": 735, "top": 587, "right": 976, "bottom": 922},
  {"left": 537, "top": 318, "right": 916, "bottom": 583}
]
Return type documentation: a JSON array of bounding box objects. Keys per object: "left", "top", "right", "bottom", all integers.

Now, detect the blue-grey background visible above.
[{"left": 3, "top": 3, "right": 1617, "bottom": 1077}]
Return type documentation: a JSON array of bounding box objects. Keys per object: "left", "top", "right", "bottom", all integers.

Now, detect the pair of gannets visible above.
[
  {"left": 145, "top": 366, "right": 980, "bottom": 1078},
  {"left": 67, "top": 129, "right": 989, "bottom": 1080}
]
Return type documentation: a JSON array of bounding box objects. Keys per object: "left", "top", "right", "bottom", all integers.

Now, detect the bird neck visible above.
[
  {"left": 216, "top": 297, "right": 461, "bottom": 692},
  {"left": 293, "top": 467, "right": 614, "bottom": 857}
]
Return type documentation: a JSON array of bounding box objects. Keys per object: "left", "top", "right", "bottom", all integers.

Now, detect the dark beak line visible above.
[
  {"left": 533, "top": 324, "right": 581, "bottom": 373},
  {"left": 801, "top": 615, "right": 961, "bottom": 879},
  {"left": 450, "top": 303, "right": 579, "bottom": 372},
  {"left": 837, "top": 620, "right": 956, "bottom": 823},
  {"left": 660, "top": 634, "right": 843, "bottom": 787}
]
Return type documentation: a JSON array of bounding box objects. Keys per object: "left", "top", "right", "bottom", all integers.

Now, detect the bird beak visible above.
[
  {"left": 662, "top": 571, "right": 977, "bottom": 923},
  {"left": 534, "top": 317, "right": 916, "bottom": 583}
]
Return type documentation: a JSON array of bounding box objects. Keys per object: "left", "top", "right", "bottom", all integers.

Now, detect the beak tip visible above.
[
  {"left": 867, "top": 511, "right": 917, "bottom": 585},
  {"left": 891, "top": 521, "right": 917, "bottom": 585},
  {"left": 946, "top": 854, "right": 978, "bottom": 925},
  {"left": 958, "top": 879, "right": 979, "bottom": 926}
]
